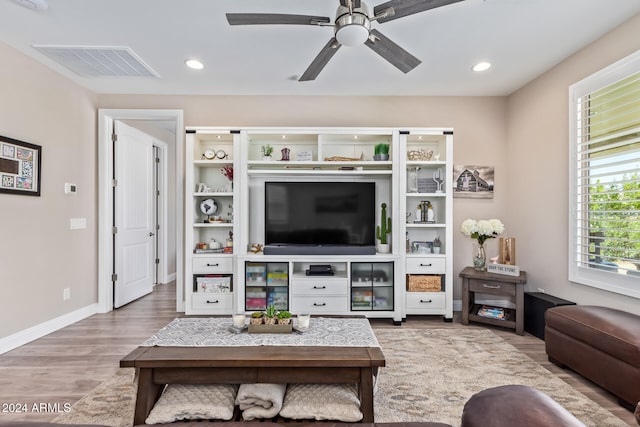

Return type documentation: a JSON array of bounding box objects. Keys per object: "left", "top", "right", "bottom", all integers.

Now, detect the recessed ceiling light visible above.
[
  {"left": 13, "top": 0, "right": 48, "bottom": 10},
  {"left": 185, "top": 59, "right": 204, "bottom": 70},
  {"left": 472, "top": 61, "right": 491, "bottom": 72}
]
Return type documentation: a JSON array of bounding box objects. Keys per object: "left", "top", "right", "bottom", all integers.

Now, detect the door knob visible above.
[{"left": 149, "top": 232, "right": 155, "bottom": 237}]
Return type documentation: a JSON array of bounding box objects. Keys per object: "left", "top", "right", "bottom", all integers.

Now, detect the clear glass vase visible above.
[
  {"left": 473, "top": 242, "right": 486, "bottom": 271},
  {"left": 407, "top": 167, "right": 419, "bottom": 193}
]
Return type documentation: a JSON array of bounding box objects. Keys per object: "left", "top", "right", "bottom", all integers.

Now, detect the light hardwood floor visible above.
[{"left": 0, "top": 282, "right": 635, "bottom": 425}]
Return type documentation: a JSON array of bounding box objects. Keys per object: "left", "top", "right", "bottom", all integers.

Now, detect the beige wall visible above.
[
  {"left": 506, "top": 13, "right": 640, "bottom": 315},
  {"left": 0, "top": 41, "right": 98, "bottom": 338},
  {"left": 2, "top": 11, "right": 639, "bottom": 341}
]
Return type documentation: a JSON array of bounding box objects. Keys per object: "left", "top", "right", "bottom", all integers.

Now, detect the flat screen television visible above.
[{"left": 264, "top": 181, "right": 376, "bottom": 255}]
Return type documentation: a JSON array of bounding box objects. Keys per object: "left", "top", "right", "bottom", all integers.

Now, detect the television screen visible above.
[{"left": 264, "top": 181, "right": 376, "bottom": 254}]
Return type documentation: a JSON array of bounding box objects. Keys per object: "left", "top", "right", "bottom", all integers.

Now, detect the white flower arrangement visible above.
[{"left": 461, "top": 218, "right": 504, "bottom": 245}]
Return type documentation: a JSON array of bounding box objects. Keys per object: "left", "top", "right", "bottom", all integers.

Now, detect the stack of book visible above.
[{"left": 477, "top": 305, "right": 507, "bottom": 320}]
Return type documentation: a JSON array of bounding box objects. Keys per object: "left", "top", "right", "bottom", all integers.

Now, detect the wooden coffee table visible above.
[{"left": 120, "top": 344, "right": 385, "bottom": 425}]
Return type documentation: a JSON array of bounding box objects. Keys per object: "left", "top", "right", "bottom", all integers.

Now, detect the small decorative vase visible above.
[
  {"left": 277, "top": 318, "right": 291, "bottom": 325},
  {"left": 473, "top": 242, "right": 486, "bottom": 271},
  {"left": 264, "top": 317, "right": 277, "bottom": 325}
]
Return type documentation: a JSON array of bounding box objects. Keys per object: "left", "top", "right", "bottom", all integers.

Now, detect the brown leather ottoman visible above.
[
  {"left": 544, "top": 305, "right": 640, "bottom": 409},
  {"left": 460, "top": 384, "right": 585, "bottom": 427}
]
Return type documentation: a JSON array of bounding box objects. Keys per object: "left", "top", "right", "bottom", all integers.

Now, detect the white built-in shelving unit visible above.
[{"left": 184, "top": 127, "right": 453, "bottom": 322}]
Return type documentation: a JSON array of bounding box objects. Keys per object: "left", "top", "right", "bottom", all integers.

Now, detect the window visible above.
[{"left": 569, "top": 49, "right": 640, "bottom": 299}]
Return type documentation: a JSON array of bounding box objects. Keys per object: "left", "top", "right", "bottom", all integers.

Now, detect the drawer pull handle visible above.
[
  {"left": 313, "top": 302, "right": 327, "bottom": 306},
  {"left": 313, "top": 285, "right": 326, "bottom": 289},
  {"left": 420, "top": 299, "right": 433, "bottom": 303},
  {"left": 420, "top": 263, "right": 433, "bottom": 267},
  {"left": 206, "top": 300, "right": 219, "bottom": 304},
  {"left": 206, "top": 263, "right": 219, "bottom": 267},
  {"left": 483, "top": 284, "right": 501, "bottom": 289}
]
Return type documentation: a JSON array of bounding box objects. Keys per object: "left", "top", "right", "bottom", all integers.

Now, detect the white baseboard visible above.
[{"left": 0, "top": 303, "right": 99, "bottom": 355}]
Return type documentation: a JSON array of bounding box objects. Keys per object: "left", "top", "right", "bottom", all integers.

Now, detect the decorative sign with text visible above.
[{"left": 487, "top": 263, "right": 520, "bottom": 276}]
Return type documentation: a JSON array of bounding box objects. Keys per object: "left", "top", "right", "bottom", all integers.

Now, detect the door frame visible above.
[
  {"left": 98, "top": 109, "right": 184, "bottom": 313},
  {"left": 153, "top": 139, "right": 170, "bottom": 285}
]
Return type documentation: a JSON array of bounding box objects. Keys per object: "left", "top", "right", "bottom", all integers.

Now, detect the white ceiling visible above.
[{"left": 1, "top": 0, "right": 639, "bottom": 97}]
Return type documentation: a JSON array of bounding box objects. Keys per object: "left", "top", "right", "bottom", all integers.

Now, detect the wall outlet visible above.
[{"left": 63, "top": 288, "right": 71, "bottom": 300}]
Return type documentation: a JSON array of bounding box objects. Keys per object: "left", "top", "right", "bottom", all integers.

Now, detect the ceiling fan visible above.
[{"left": 226, "top": 0, "right": 465, "bottom": 81}]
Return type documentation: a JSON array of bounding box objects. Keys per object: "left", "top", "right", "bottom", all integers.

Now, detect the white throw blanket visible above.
[{"left": 235, "top": 383, "right": 287, "bottom": 420}]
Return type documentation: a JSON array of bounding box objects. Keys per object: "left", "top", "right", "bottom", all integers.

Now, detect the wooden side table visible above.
[{"left": 459, "top": 266, "right": 527, "bottom": 335}]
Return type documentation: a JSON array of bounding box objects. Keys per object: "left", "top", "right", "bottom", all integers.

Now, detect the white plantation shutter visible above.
[{"left": 569, "top": 49, "right": 640, "bottom": 298}]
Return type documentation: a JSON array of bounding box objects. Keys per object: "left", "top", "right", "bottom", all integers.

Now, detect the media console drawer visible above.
[
  {"left": 291, "top": 296, "right": 348, "bottom": 314},
  {"left": 191, "top": 293, "right": 233, "bottom": 312},
  {"left": 193, "top": 257, "right": 233, "bottom": 274},
  {"left": 406, "top": 292, "right": 446, "bottom": 310},
  {"left": 406, "top": 257, "right": 445, "bottom": 274},
  {"left": 291, "top": 278, "right": 348, "bottom": 296}
]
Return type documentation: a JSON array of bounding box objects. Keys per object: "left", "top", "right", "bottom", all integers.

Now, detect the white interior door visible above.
[{"left": 113, "top": 121, "right": 154, "bottom": 307}]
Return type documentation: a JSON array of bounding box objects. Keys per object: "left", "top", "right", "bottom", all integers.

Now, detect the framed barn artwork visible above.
[
  {"left": 453, "top": 165, "right": 494, "bottom": 199},
  {"left": 0, "top": 135, "right": 41, "bottom": 196}
]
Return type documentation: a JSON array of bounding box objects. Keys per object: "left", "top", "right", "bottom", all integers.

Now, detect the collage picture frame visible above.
[{"left": 0, "top": 135, "right": 41, "bottom": 196}]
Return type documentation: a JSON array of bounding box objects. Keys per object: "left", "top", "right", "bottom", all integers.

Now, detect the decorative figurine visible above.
[
  {"left": 433, "top": 168, "right": 444, "bottom": 193},
  {"left": 426, "top": 201, "right": 435, "bottom": 223}
]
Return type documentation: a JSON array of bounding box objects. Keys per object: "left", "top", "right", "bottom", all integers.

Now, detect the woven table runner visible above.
[{"left": 142, "top": 317, "right": 379, "bottom": 347}]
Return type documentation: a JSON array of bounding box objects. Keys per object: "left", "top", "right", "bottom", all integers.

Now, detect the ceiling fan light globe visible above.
[{"left": 336, "top": 24, "right": 370, "bottom": 46}]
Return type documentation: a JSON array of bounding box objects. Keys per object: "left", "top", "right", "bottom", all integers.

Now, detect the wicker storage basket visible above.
[{"left": 407, "top": 274, "right": 443, "bottom": 292}]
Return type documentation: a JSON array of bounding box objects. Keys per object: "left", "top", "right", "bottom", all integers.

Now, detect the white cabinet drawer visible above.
[
  {"left": 291, "top": 296, "right": 348, "bottom": 314},
  {"left": 291, "top": 279, "right": 348, "bottom": 296},
  {"left": 406, "top": 292, "right": 446, "bottom": 310},
  {"left": 406, "top": 257, "right": 445, "bottom": 274},
  {"left": 193, "top": 256, "right": 233, "bottom": 274},
  {"left": 191, "top": 293, "right": 233, "bottom": 312}
]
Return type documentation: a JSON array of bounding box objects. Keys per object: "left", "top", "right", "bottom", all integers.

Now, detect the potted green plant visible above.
[
  {"left": 373, "top": 143, "right": 390, "bottom": 161},
  {"left": 261, "top": 144, "right": 274, "bottom": 161},
  {"left": 376, "top": 202, "right": 392, "bottom": 253},
  {"left": 263, "top": 304, "right": 278, "bottom": 325},
  {"left": 433, "top": 236, "right": 441, "bottom": 254},
  {"left": 276, "top": 310, "right": 292, "bottom": 325},
  {"left": 250, "top": 311, "right": 264, "bottom": 325}
]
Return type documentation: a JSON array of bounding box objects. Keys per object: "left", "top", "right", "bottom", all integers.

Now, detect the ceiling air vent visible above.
[{"left": 32, "top": 45, "right": 159, "bottom": 78}]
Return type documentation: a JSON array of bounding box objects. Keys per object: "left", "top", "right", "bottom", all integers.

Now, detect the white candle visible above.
[
  {"left": 298, "top": 314, "right": 310, "bottom": 329},
  {"left": 232, "top": 314, "right": 246, "bottom": 328}
]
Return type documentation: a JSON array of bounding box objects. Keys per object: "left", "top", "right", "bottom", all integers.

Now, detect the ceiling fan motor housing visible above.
[{"left": 335, "top": 4, "right": 371, "bottom": 46}]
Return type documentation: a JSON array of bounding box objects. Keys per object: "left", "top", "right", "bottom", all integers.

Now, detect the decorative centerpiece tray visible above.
[{"left": 248, "top": 323, "right": 293, "bottom": 334}]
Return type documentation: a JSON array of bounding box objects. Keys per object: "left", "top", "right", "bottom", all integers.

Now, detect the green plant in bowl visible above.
[
  {"left": 264, "top": 304, "right": 278, "bottom": 324},
  {"left": 276, "top": 310, "right": 292, "bottom": 325},
  {"left": 250, "top": 311, "right": 264, "bottom": 325}
]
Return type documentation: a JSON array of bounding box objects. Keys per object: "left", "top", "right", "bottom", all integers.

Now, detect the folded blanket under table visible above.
[{"left": 236, "top": 383, "right": 287, "bottom": 420}]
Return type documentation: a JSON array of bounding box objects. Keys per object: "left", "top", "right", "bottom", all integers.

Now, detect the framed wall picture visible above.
[
  {"left": 453, "top": 165, "right": 494, "bottom": 199},
  {"left": 0, "top": 135, "right": 41, "bottom": 196}
]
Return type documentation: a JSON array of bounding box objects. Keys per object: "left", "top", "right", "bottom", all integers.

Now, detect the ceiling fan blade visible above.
[
  {"left": 374, "top": 0, "right": 464, "bottom": 23},
  {"left": 365, "top": 29, "right": 421, "bottom": 73},
  {"left": 339, "top": 0, "right": 362, "bottom": 8},
  {"left": 299, "top": 38, "right": 342, "bottom": 81},
  {"left": 226, "top": 13, "right": 331, "bottom": 26}
]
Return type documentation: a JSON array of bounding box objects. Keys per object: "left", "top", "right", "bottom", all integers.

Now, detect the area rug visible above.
[{"left": 53, "top": 328, "right": 625, "bottom": 427}]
